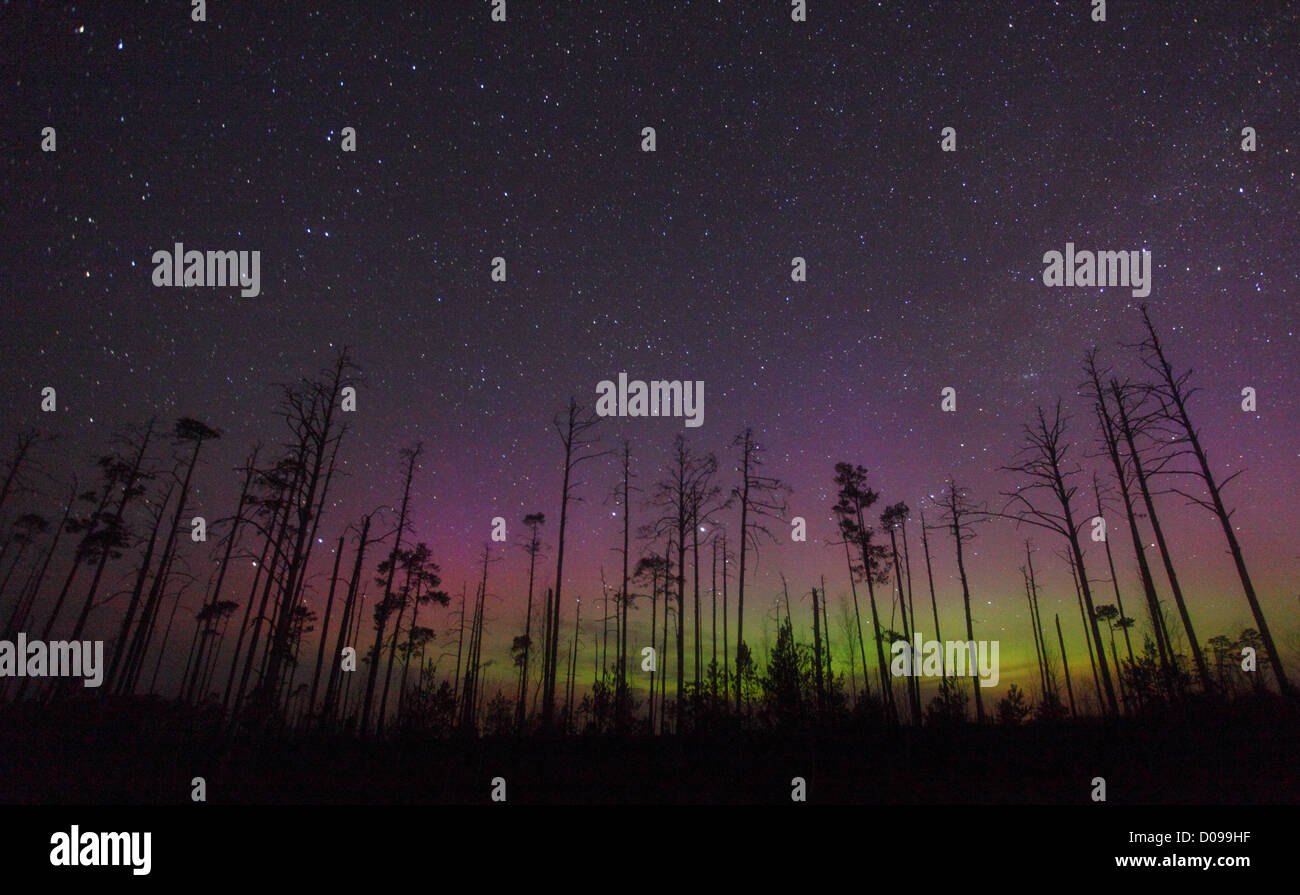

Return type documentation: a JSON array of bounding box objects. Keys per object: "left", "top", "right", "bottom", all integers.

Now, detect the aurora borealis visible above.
[{"left": 2, "top": 0, "right": 1297, "bottom": 709}]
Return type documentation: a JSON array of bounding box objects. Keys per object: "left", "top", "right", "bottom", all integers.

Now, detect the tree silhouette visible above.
[
  {"left": 1083, "top": 349, "right": 1177, "bottom": 699},
  {"left": 937, "top": 478, "right": 986, "bottom": 723},
  {"left": 996, "top": 684, "right": 1032, "bottom": 725},
  {"left": 1000, "top": 404, "right": 1119, "bottom": 716},
  {"left": 730, "top": 428, "right": 789, "bottom": 712},
  {"left": 541, "top": 398, "right": 606, "bottom": 729},
  {"left": 515, "top": 511, "right": 546, "bottom": 729},
  {"left": 362, "top": 441, "right": 420, "bottom": 735},
  {"left": 1135, "top": 305, "right": 1291, "bottom": 696},
  {"left": 832, "top": 463, "right": 896, "bottom": 726}
]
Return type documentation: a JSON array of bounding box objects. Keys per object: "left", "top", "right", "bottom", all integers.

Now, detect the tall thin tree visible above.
[{"left": 1000, "top": 404, "right": 1119, "bottom": 716}]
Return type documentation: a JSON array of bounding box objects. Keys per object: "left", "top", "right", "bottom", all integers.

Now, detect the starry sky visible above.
[{"left": 2, "top": 0, "right": 1298, "bottom": 702}]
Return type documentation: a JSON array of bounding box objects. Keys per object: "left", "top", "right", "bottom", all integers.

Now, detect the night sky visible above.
[{"left": 2, "top": 0, "right": 1297, "bottom": 703}]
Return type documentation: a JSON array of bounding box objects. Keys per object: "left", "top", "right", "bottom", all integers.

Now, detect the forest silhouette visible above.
[{"left": 0, "top": 305, "right": 1295, "bottom": 804}]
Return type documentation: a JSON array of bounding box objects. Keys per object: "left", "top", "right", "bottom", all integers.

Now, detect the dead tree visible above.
[
  {"left": 1082, "top": 350, "right": 1178, "bottom": 697},
  {"left": 1000, "top": 403, "right": 1119, "bottom": 716},
  {"left": 837, "top": 525, "right": 872, "bottom": 698},
  {"left": 1021, "top": 554, "right": 1048, "bottom": 700},
  {"left": 687, "top": 453, "right": 726, "bottom": 707},
  {"left": 1055, "top": 613, "right": 1078, "bottom": 718},
  {"left": 617, "top": 443, "right": 635, "bottom": 716},
  {"left": 1135, "top": 305, "right": 1291, "bottom": 695},
  {"left": 262, "top": 354, "right": 356, "bottom": 724},
  {"left": 634, "top": 552, "right": 667, "bottom": 730},
  {"left": 882, "top": 502, "right": 922, "bottom": 723},
  {"left": 460, "top": 545, "right": 493, "bottom": 732},
  {"left": 186, "top": 445, "right": 259, "bottom": 703},
  {"left": 832, "top": 463, "right": 896, "bottom": 725},
  {"left": 3, "top": 481, "right": 75, "bottom": 647},
  {"left": 0, "top": 430, "right": 48, "bottom": 514},
  {"left": 936, "top": 478, "right": 987, "bottom": 723},
  {"left": 305, "top": 533, "right": 346, "bottom": 716},
  {"left": 320, "top": 513, "right": 376, "bottom": 726},
  {"left": 225, "top": 456, "right": 299, "bottom": 713},
  {"left": 1024, "top": 542, "right": 1056, "bottom": 700},
  {"left": 70, "top": 421, "right": 162, "bottom": 646},
  {"left": 644, "top": 434, "right": 710, "bottom": 732},
  {"left": 361, "top": 441, "right": 419, "bottom": 735},
  {"left": 515, "top": 512, "right": 546, "bottom": 729},
  {"left": 1109, "top": 379, "right": 1212, "bottom": 693},
  {"left": 541, "top": 399, "right": 606, "bottom": 729},
  {"left": 1064, "top": 546, "right": 1104, "bottom": 711},
  {"left": 1091, "top": 472, "right": 1135, "bottom": 667},
  {"left": 918, "top": 508, "right": 943, "bottom": 648},
  {"left": 730, "top": 428, "right": 790, "bottom": 712}
]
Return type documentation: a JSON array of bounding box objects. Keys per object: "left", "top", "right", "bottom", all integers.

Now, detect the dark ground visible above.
[{"left": 1, "top": 696, "right": 1295, "bottom": 805}]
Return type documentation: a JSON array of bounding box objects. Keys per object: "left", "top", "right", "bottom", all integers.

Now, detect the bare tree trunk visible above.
[
  {"left": 919, "top": 510, "right": 942, "bottom": 644},
  {"left": 147, "top": 583, "right": 188, "bottom": 695},
  {"left": 1088, "top": 372, "right": 1177, "bottom": 697},
  {"left": 1055, "top": 614, "right": 1077, "bottom": 719},
  {"left": 5, "top": 482, "right": 75, "bottom": 643},
  {"left": 517, "top": 515, "right": 543, "bottom": 729},
  {"left": 187, "top": 448, "right": 258, "bottom": 702},
  {"left": 118, "top": 421, "right": 222, "bottom": 697},
  {"left": 857, "top": 512, "right": 894, "bottom": 723},
  {"left": 1094, "top": 474, "right": 1134, "bottom": 666},
  {"left": 691, "top": 500, "right": 701, "bottom": 707},
  {"left": 543, "top": 400, "right": 604, "bottom": 727},
  {"left": 232, "top": 457, "right": 305, "bottom": 715},
  {"left": 454, "top": 584, "right": 467, "bottom": 715},
  {"left": 842, "top": 535, "right": 870, "bottom": 697},
  {"left": 735, "top": 441, "right": 751, "bottom": 713},
  {"left": 1026, "top": 546, "right": 1052, "bottom": 699},
  {"left": 460, "top": 548, "right": 490, "bottom": 732},
  {"left": 1023, "top": 564, "right": 1048, "bottom": 699},
  {"left": 565, "top": 597, "right": 581, "bottom": 732},
  {"left": 648, "top": 565, "right": 658, "bottom": 731},
  {"left": 339, "top": 592, "right": 366, "bottom": 726},
  {"left": 900, "top": 518, "right": 917, "bottom": 636},
  {"left": 620, "top": 442, "right": 631, "bottom": 705},
  {"left": 531, "top": 587, "right": 547, "bottom": 719},
  {"left": 378, "top": 543, "right": 417, "bottom": 732},
  {"left": 1002, "top": 406, "right": 1118, "bottom": 716},
  {"left": 950, "top": 507, "right": 984, "bottom": 723},
  {"left": 822, "top": 578, "right": 833, "bottom": 692},
  {"left": 40, "top": 483, "right": 115, "bottom": 641},
  {"left": 811, "top": 585, "right": 825, "bottom": 714},
  {"left": 227, "top": 469, "right": 295, "bottom": 714},
  {"left": 178, "top": 579, "right": 210, "bottom": 699},
  {"left": 711, "top": 538, "right": 717, "bottom": 696},
  {"left": 721, "top": 535, "right": 730, "bottom": 704},
  {"left": 1139, "top": 307, "right": 1291, "bottom": 694},
  {"left": 263, "top": 356, "right": 354, "bottom": 723},
  {"left": 675, "top": 513, "right": 685, "bottom": 733},
  {"left": 887, "top": 524, "right": 921, "bottom": 723},
  {"left": 71, "top": 421, "right": 155, "bottom": 644},
  {"left": 1068, "top": 551, "right": 1104, "bottom": 713},
  {"left": 307, "top": 533, "right": 345, "bottom": 717},
  {"left": 322, "top": 515, "right": 372, "bottom": 725},
  {"left": 1111, "top": 381, "right": 1212, "bottom": 694},
  {"left": 661, "top": 536, "right": 672, "bottom": 733},
  {"left": 0, "top": 430, "right": 40, "bottom": 513},
  {"left": 362, "top": 443, "right": 419, "bottom": 735}
]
